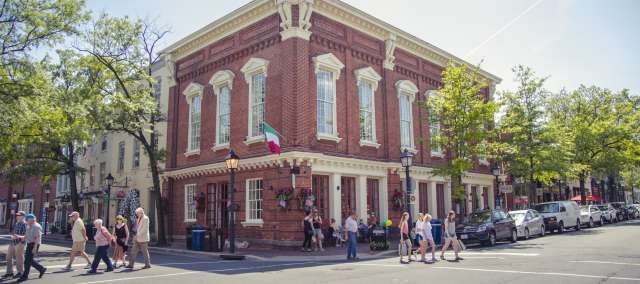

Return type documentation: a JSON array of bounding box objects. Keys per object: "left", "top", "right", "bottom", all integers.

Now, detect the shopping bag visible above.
[{"left": 457, "top": 239, "right": 466, "bottom": 251}]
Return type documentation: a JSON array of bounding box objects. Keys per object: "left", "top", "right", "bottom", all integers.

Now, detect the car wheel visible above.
[
  {"left": 558, "top": 221, "right": 565, "bottom": 234},
  {"left": 576, "top": 219, "right": 581, "bottom": 230},
  {"left": 600, "top": 217, "right": 605, "bottom": 226},
  {"left": 540, "top": 225, "right": 546, "bottom": 236},
  {"left": 524, "top": 228, "right": 530, "bottom": 240},
  {"left": 588, "top": 218, "right": 594, "bottom": 228},
  {"left": 488, "top": 231, "right": 496, "bottom": 246},
  {"left": 618, "top": 215, "right": 623, "bottom": 222},
  {"left": 511, "top": 230, "right": 518, "bottom": 243}
]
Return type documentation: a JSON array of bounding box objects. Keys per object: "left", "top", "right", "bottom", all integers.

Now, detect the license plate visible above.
[{"left": 460, "top": 234, "right": 468, "bottom": 240}]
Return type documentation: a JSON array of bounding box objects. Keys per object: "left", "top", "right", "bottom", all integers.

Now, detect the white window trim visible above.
[
  {"left": 242, "top": 178, "right": 264, "bottom": 227},
  {"left": 209, "top": 70, "right": 235, "bottom": 151},
  {"left": 184, "top": 184, "right": 197, "bottom": 223},
  {"left": 183, "top": 82, "right": 204, "bottom": 156},
  {"left": 425, "top": 90, "right": 443, "bottom": 157},
  {"left": 313, "top": 53, "right": 344, "bottom": 143},
  {"left": 241, "top": 58, "right": 269, "bottom": 144},
  {"left": 355, "top": 66, "right": 382, "bottom": 148},
  {"left": 396, "top": 80, "right": 418, "bottom": 153},
  {"left": 17, "top": 199, "right": 34, "bottom": 214}
]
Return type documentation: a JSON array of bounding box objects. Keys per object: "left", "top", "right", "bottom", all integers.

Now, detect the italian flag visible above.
[{"left": 264, "top": 122, "right": 281, "bottom": 154}]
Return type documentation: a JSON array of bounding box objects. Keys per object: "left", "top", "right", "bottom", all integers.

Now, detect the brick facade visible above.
[
  {"left": 162, "top": 0, "right": 497, "bottom": 246},
  {"left": 0, "top": 177, "right": 55, "bottom": 231}
]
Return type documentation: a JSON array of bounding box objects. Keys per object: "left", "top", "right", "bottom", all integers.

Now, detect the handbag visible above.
[{"left": 457, "top": 239, "right": 466, "bottom": 251}]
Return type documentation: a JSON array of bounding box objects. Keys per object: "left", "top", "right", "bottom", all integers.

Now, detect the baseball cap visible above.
[
  {"left": 16, "top": 211, "right": 26, "bottom": 216},
  {"left": 25, "top": 214, "right": 36, "bottom": 221},
  {"left": 68, "top": 211, "right": 80, "bottom": 217}
]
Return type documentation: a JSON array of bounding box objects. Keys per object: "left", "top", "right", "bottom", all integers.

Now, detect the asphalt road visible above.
[{"left": 1, "top": 219, "right": 639, "bottom": 284}]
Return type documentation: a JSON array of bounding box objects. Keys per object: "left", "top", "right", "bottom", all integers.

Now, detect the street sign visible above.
[
  {"left": 499, "top": 185, "right": 513, "bottom": 194},
  {"left": 408, "top": 193, "right": 416, "bottom": 205}
]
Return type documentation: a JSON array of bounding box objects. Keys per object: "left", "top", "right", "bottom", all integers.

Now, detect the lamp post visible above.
[
  {"left": 491, "top": 162, "right": 501, "bottom": 209},
  {"left": 43, "top": 185, "right": 50, "bottom": 235},
  {"left": 224, "top": 149, "right": 240, "bottom": 255},
  {"left": 400, "top": 149, "right": 414, "bottom": 228},
  {"left": 105, "top": 173, "right": 114, "bottom": 229}
]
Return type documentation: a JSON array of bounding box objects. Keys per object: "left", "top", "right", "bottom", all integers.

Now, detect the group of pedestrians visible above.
[
  {"left": 4, "top": 207, "right": 152, "bottom": 282},
  {"left": 399, "top": 210, "right": 463, "bottom": 264},
  {"left": 301, "top": 209, "right": 325, "bottom": 252}
]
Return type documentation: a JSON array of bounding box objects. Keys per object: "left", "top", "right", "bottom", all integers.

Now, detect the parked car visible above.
[
  {"left": 457, "top": 209, "right": 518, "bottom": 246},
  {"left": 509, "top": 209, "right": 545, "bottom": 239},
  {"left": 597, "top": 204, "right": 617, "bottom": 223},
  {"left": 628, "top": 204, "right": 640, "bottom": 219},
  {"left": 533, "top": 201, "right": 581, "bottom": 233},
  {"left": 608, "top": 202, "right": 630, "bottom": 221},
  {"left": 579, "top": 205, "right": 603, "bottom": 228}
]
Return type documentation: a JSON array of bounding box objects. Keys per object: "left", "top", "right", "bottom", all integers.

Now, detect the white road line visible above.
[
  {"left": 76, "top": 262, "right": 314, "bottom": 284},
  {"left": 433, "top": 267, "right": 640, "bottom": 282},
  {"left": 569, "top": 260, "right": 640, "bottom": 266},
  {"left": 349, "top": 263, "right": 407, "bottom": 268},
  {"left": 456, "top": 252, "right": 540, "bottom": 257},
  {"left": 45, "top": 260, "right": 226, "bottom": 270}
]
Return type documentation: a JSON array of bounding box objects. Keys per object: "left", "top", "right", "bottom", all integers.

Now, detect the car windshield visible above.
[
  {"left": 598, "top": 205, "right": 608, "bottom": 210},
  {"left": 511, "top": 212, "right": 525, "bottom": 223},
  {"left": 580, "top": 206, "right": 589, "bottom": 213},
  {"left": 610, "top": 203, "right": 623, "bottom": 209},
  {"left": 534, "top": 203, "right": 559, "bottom": 213},
  {"left": 468, "top": 211, "right": 492, "bottom": 223}
]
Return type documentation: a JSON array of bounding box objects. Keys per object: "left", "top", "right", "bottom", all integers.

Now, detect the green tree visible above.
[
  {"left": 77, "top": 15, "right": 169, "bottom": 245},
  {"left": 424, "top": 62, "right": 499, "bottom": 206},
  {"left": 547, "top": 86, "right": 637, "bottom": 204}
]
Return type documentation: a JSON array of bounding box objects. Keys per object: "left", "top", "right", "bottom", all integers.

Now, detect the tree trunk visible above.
[
  {"left": 578, "top": 172, "right": 586, "bottom": 205},
  {"left": 66, "top": 143, "right": 80, "bottom": 212},
  {"left": 143, "top": 131, "right": 167, "bottom": 246},
  {"left": 608, "top": 175, "right": 615, "bottom": 202},
  {"left": 600, "top": 180, "right": 606, "bottom": 203}
]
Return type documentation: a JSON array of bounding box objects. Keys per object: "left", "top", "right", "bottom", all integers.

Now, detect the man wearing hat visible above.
[
  {"left": 18, "top": 214, "right": 46, "bottom": 281},
  {"left": 3, "top": 211, "right": 26, "bottom": 279},
  {"left": 65, "top": 211, "right": 91, "bottom": 270}
]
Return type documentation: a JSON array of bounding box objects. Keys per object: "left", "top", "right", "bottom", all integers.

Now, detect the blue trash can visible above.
[
  {"left": 431, "top": 219, "right": 443, "bottom": 245},
  {"left": 192, "top": 230, "right": 206, "bottom": 251}
]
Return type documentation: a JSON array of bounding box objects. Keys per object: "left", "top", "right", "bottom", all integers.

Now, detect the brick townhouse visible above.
[
  {"left": 160, "top": 0, "right": 501, "bottom": 246},
  {"left": 0, "top": 176, "right": 55, "bottom": 231}
]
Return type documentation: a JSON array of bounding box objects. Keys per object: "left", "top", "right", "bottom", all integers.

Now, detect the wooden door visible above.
[
  {"left": 207, "top": 183, "right": 229, "bottom": 238},
  {"left": 312, "top": 175, "right": 330, "bottom": 222},
  {"left": 436, "top": 183, "right": 445, "bottom": 219},
  {"left": 341, "top": 177, "right": 356, "bottom": 219},
  {"left": 419, "top": 182, "right": 429, "bottom": 214},
  {"left": 366, "top": 179, "right": 380, "bottom": 223}
]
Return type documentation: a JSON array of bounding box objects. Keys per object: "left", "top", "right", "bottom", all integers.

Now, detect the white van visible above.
[{"left": 532, "top": 201, "right": 581, "bottom": 233}]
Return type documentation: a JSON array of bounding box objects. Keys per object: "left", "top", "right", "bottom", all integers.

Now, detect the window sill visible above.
[
  {"left": 241, "top": 220, "right": 264, "bottom": 228},
  {"left": 184, "top": 219, "right": 196, "bottom": 223},
  {"left": 184, "top": 150, "right": 200, "bottom": 157},
  {"left": 212, "top": 143, "right": 230, "bottom": 152},
  {"left": 317, "top": 133, "right": 342, "bottom": 143},
  {"left": 431, "top": 152, "right": 444, "bottom": 158},
  {"left": 401, "top": 147, "right": 418, "bottom": 154},
  {"left": 244, "top": 135, "right": 265, "bottom": 146},
  {"left": 359, "top": 140, "right": 380, "bottom": 149}
]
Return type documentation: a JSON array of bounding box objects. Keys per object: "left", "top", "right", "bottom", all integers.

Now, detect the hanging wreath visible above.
[
  {"left": 298, "top": 188, "right": 316, "bottom": 212},
  {"left": 276, "top": 188, "right": 294, "bottom": 209},
  {"left": 392, "top": 190, "right": 404, "bottom": 211}
]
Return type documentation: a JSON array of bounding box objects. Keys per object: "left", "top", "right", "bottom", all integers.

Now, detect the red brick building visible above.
[
  {"left": 0, "top": 176, "right": 55, "bottom": 231},
  {"left": 160, "top": 0, "right": 501, "bottom": 246}
]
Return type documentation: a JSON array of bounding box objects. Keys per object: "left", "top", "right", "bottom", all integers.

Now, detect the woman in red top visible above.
[{"left": 398, "top": 212, "right": 413, "bottom": 263}]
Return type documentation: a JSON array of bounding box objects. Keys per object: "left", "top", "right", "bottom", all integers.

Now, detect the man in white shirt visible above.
[
  {"left": 65, "top": 212, "right": 91, "bottom": 270},
  {"left": 127, "top": 207, "right": 151, "bottom": 269},
  {"left": 344, "top": 211, "right": 359, "bottom": 260}
]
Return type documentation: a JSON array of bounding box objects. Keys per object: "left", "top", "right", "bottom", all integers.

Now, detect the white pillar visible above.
[
  {"left": 356, "top": 175, "right": 368, "bottom": 222},
  {"left": 444, "top": 181, "right": 452, "bottom": 214},
  {"left": 379, "top": 176, "right": 388, "bottom": 223},
  {"left": 329, "top": 174, "right": 342, "bottom": 223},
  {"left": 428, "top": 181, "right": 438, "bottom": 219},
  {"left": 411, "top": 178, "right": 419, "bottom": 220},
  {"left": 465, "top": 184, "right": 472, "bottom": 214},
  {"left": 488, "top": 185, "right": 495, "bottom": 209},
  {"left": 477, "top": 186, "right": 485, "bottom": 209}
]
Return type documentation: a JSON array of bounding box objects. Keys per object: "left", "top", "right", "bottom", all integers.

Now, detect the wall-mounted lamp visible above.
[{"left": 336, "top": 185, "right": 341, "bottom": 191}]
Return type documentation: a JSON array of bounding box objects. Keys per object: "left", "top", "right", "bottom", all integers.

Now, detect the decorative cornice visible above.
[
  {"left": 312, "top": 52, "right": 345, "bottom": 77},
  {"left": 182, "top": 82, "right": 204, "bottom": 104},
  {"left": 353, "top": 66, "right": 382, "bottom": 91},
  {"left": 209, "top": 70, "right": 235, "bottom": 95}
]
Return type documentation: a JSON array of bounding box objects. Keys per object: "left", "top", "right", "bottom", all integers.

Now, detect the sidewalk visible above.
[{"left": 42, "top": 234, "right": 400, "bottom": 262}]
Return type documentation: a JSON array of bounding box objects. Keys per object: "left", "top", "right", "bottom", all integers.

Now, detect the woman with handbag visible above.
[
  {"left": 415, "top": 213, "right": 426, "bottom": 262},
  {"left": 312, "top": 210, "right": 325, "bottom": 252},
  {"left": 111, "top": 215, "right": 129, "bottom": 268},
  {"left": 398, "top": 212, "right": 414, "bottom": 264},
  {"left": 88, "top": 219, "right": 114, "bottom": 274},
  {"left": 440, "top": 211, "right": 463, "bottom": 261}
]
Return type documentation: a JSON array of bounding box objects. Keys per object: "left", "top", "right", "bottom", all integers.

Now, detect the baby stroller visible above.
[
  {"left": 369, "top": 226, "right": 389, "bottom": 251},
  {"left": 333, "top": 226, "right": 346, "bottom": 248}
]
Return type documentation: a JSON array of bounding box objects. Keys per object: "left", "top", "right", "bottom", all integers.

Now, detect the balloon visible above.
[{"left": 385, "top": 219, "right": 392, "bottom": 227}]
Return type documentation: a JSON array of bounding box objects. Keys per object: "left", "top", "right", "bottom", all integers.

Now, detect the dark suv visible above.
[{"left": 456, "top": 209, "right": 518, "bottom": 246}]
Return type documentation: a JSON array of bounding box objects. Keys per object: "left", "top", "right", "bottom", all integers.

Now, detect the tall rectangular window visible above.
[
  {"left": 89, "top": 165, "right": 95, "bottom": 186},
  {"left": 101, "top": 135, "right": 108, "bottom": 152},
  {"left": 429, "top": 112, "right": 441, "bottom": 155},
  {"left": 99, "top": 162, "right": 106, "bottom": 185},
  {"left": 18, "top": 199, "right": 34, "bottom": 214},
  {"left": 399, "top": 94, "right": 413, "bottom": 148},
  {"left": 316, "top": 69, "right": 335, "bottom": 135},
  {"left": 246, "top": 179, "right": 263, "bottom": 222},
  {"left": 189, "top": 95, "right": 202, "bottom": 151},
  {"left": 132, "top": 140, "right": 140, "bottom": 168},
  {"left": 80, "top": 172, "right": 85, "bottom": 190},
  {"left": 184, "top": 184, "right": 197, "bottom": 222},
  {"left": 359, "top": 81, "right": 374, "bottom": 142},
  {"left": 250, "top": 74, "right": 265, "bottom": 137},
  {"left": 217, "top": 86, "right": 231, "bottom": 145},
  {"left": 117, "top": 141, "right": 125, "bottom": 171}
]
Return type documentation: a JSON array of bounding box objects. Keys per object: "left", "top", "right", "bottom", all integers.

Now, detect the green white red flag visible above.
[{"left": 263, "top": 122, "right": 281, "bottom": 154}]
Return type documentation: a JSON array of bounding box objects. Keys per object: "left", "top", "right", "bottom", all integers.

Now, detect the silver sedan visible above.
[{"left": 509, "top": 209, "right": 546, "bottom": 239}]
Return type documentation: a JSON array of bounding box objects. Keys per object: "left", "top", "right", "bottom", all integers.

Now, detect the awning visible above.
[{"left": 570, "top": 195, "right": 601, "bottom": 202}]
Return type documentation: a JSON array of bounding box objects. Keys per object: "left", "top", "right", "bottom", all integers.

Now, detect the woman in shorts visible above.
[{"left": 423, "top": 213, "right": 437, "bottom": 262}]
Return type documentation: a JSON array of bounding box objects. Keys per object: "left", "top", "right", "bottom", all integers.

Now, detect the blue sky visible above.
[{"left": 86, "top": 0, "right": 640, "bottom": 94}]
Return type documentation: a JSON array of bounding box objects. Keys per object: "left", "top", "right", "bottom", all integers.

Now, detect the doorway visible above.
[
  {"left": 341, "top": 177, "right": 356, "bottom": 220},
  {"left": 207, "top": 183, "right": 229, "bottom": 239},
  {"left": 366, "top": 179, "right": 380, "bottom": 224}
]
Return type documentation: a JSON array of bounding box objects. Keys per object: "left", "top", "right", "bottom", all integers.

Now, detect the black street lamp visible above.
[
  {"left": 224, "top": 149, "right": 240, "bottom": 255},
  {"left": 105, "top": 173, "right": 114, "bottom": 229},
  {"left": 43, "top": 185, "right": 50, "bottom": 235},
  {"left": 491, "top": 162, "right": 501, "bottom": 209},
  {"left": 400, "top": 149, "right": 414, "bottom": 228}
]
